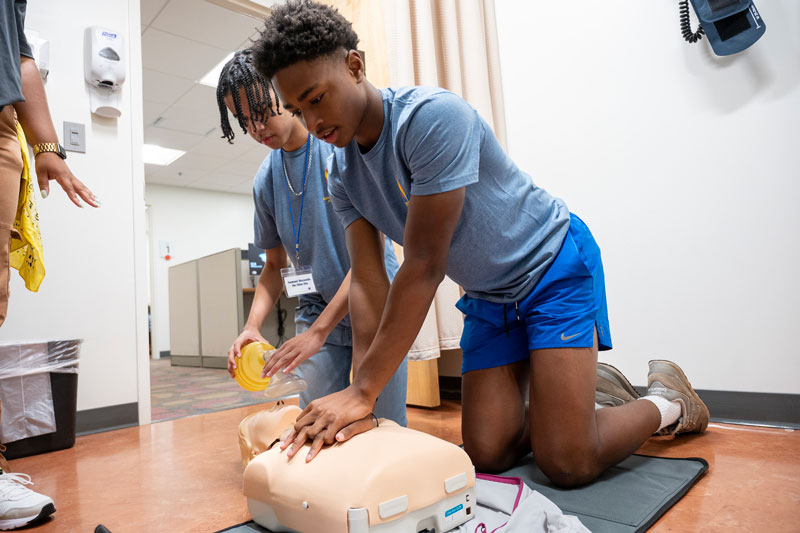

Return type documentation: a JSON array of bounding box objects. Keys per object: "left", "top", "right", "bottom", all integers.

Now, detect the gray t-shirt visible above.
[
  {"left": 328, "top": 86, "right": 570, "bottom": 303},
  {"left": 1, "top": 0, "right": 33, "bottom": 108},
  {"left": 253, "top": 136, "right": 398, "bottom": 345}
]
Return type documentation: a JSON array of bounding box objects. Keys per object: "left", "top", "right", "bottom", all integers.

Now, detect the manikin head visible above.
[{"left": 237, "top": 402, "right": 301, "bottom": 468}]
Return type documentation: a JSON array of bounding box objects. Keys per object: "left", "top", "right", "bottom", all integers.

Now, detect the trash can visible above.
[{"left": 0, "top": 340, "right": 81, "bottom": 460}]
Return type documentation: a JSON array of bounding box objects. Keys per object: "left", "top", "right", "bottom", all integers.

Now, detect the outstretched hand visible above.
[
  {"left": 35, "top": 153, "right": 98, "bottom": 208},
  {"left": 281, "top": 385, "right": 376, "bottom": 462},
  {"left": 261, "top": 327, "right": 325, "bottom": 378}
]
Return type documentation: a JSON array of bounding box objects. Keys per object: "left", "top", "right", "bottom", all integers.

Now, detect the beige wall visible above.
[{"left": 322, "top": 0, "right": 391, "bottom": 88}]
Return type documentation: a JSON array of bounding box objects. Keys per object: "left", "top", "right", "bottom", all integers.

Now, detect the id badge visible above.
[{"left": 280, "top": 266, "right": 317, "bottom": 297}]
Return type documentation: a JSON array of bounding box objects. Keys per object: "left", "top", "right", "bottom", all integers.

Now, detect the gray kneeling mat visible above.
[
  {"left": 218, "top": 453, "right": 707, "bottom": 533},
  {"left": 502, "top": 453, "right": 708, "bottom": 533}
]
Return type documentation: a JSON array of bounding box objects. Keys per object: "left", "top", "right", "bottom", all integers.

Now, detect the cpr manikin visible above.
[
  {"left": 239, "top": 404, "right": 475, "bottom": 533},
  {"left": 238, "top": 402, "right": 303, "bottom": 468}
]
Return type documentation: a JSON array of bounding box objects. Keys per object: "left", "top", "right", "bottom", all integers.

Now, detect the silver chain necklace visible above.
[{"left": 281, "top": 137, "right": 313, "bottom": 197}]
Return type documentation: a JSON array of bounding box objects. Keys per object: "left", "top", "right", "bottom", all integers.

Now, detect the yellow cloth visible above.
[{"left": 9, "top": 122, "right": 45, "bottom": 291}]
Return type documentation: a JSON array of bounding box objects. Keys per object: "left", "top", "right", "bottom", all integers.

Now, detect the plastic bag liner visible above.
[{"left": 0, "top": 340, "right": 81, "bottom": 444}]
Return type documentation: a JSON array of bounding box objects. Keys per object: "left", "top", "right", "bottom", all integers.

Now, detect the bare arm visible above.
[
  {"left": 14, "top": 57, "right": 58, "bottom": 148},
  {"left": 347, "top": 221, "right": 391, "bottom": 371},
  {"left": 14, "top": 57, "right": 97, "bottom": 207},
  {"left": 283, "top": 189, "right": 465, "bottom": 460},
  {"left": 351, "top": 189, "right": 464, "bottom": 402}
]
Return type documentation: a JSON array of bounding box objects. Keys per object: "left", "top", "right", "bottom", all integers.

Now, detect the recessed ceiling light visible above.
[
  {"left": 199, "top": 52, "right": 235, "bottom": 88},
  {"left": 143, "top": 144, "right": 186, "bottom": 166}
]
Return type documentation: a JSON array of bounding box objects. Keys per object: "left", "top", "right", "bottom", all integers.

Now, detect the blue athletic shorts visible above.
[{"left": 456, "top": 213, "right": 612, "bottom": 374}]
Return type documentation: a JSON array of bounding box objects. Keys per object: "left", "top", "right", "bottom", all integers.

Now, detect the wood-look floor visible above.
[{"left": 10, "top": 399, "right": 800, "bottom": 532}]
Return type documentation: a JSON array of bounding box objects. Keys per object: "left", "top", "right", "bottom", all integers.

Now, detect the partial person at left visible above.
[{"left": 1, "top": 1, "right": 98, "bottom": 530}]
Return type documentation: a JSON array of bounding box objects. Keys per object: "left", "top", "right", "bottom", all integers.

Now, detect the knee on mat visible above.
[
  {"left": 535, "top": 451, "right": 601, "bottom": 488},
  {"left": 463, "top": 440, "right": 516, "bottom": 474}
]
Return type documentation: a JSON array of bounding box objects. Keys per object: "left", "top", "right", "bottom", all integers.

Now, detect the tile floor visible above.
[{"left": 9, "top": 397, "right": 800, "bottom": 532}]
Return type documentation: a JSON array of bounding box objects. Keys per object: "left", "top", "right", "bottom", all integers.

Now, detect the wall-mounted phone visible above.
[{"left": 679, "top": 0, "right": 765, "bottom": 56}]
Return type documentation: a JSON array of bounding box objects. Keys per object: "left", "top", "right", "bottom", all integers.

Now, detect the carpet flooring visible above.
[{"left": 150, "top": 358, "right": 271, "bottom": 422}]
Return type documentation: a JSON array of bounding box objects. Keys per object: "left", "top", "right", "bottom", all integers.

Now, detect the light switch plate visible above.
[{"left": 63, "top": 121, "right": 86, "bottom": 153}]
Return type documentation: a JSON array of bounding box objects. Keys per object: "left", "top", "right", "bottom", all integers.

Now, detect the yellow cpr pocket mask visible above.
[{"left": 234, "top": 342, "right": 307, "bottom": 400}]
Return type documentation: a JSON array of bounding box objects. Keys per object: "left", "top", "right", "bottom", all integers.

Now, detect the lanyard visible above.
[{"left": 281, "top": 134, "right": 312, "bottom": 265}]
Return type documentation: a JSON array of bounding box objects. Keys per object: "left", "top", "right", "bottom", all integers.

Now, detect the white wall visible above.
[
  {"left": 495, "top": 2, "right": 800, "bottom": 393},
  {"left": 145, "top": 184, "right": 255, "bottom": 356},
  {"left": 0, "top": 1, "right": 149, "bottom": 417}
]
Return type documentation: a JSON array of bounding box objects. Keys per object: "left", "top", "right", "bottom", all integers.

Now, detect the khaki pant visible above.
[{"left": 0, "top": 106, "right": 23, "bottom": 327}]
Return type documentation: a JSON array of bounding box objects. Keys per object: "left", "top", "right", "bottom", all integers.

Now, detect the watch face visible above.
[{"left": 56, "top": 143, "right": 67, "bottom": 159}]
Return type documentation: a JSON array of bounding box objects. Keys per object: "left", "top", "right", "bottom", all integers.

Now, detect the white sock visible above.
[{"left": 640, "top": 395, "right": 681, "bottom": 431}]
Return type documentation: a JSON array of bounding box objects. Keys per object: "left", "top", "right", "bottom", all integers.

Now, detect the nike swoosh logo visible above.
[{"left": 561, "top": 332, "right": 582, "bottom": 341}]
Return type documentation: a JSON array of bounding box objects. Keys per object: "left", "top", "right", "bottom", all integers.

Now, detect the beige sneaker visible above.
[
  {"left": 596, "top": 362, "right": 641, "bottom": 407},
  {"left": 647, "top": 360, "right": 710, "bottom": 434}
]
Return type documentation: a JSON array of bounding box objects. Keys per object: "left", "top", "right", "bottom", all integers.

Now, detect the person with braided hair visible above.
[
  {"left": 217, "top": 50, "right": 408, "bottom": 427},
  {"left": 252, "top": 0, "right": 709, "bottom": 483}
]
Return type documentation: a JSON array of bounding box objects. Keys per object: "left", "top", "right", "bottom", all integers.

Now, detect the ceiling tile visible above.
[
  {"left": 142, "top": 68, "right": 194, "bottom": 106},
  {"left": 143, "top": 100, "right": 169, "bottom": 127},
  {"left": 144, "top": 163, "right": 164, "bottom": 177},
  {"left": 238, "top": 31, "right": 262, "bottom": 51},
  {"left": 175, "top": 83, "right": 220, "bottom": 112},
  {"left": 165, "top": 152, "right": 228, "bottom": 174},
  {"left": 141, "top": 0, "right": 169, "bottom": 26},
  {"left": 146, "top": 173, "right": 192, "bottom": 186},
  {"left": 140, "top": 1, "right": 272, "bottom": 196},
  {"left": 189, "top": 131, "right": 253, "bottom": 159},
  {"left": 151, "top": 164, "right": 211, "bottom": 183},
  {"left": 144, "top": 125, "right": 205, "bottom": 151},
  {"left": 229, "top": 182, "right": 255, "bottom": 195},
  {"left": 150, "top": 0, "right": 260, "bottom": 51},
  {"left": 142, "top": 28, "right": 229, "bottom": 82},
  {"left": 158, "top": 103, "right": 219, "bottom": 136}
]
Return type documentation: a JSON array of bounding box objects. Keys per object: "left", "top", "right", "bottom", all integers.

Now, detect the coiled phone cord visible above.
[{"left": 680, "top": 0, "right": 705, "bottom": 43}]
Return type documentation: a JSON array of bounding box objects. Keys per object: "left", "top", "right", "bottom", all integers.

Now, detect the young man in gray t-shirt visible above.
[{"left": 252, "top": 0, "right": 709, "bottom": 484}]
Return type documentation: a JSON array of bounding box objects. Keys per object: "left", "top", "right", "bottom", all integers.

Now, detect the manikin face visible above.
[
  {"left": 224, "top": 85, "right": 298, "bottom": 150},
  {"left": 271, "top": 50, "right": 367, "bottom": 148}
]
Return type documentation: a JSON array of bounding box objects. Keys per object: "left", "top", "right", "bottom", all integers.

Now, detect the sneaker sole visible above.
[
  {"left": 597, "top": 362, "right": 641, "bottom": 403},
  {"left": 649, "top": 359, "right": 710, "bottom": 433},
  {"left": 0, "top": 503, "right": 55, "bottom": 531}
]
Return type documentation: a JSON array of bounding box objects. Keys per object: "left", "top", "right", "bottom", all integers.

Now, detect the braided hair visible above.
[
  {"left": 216, "top": 49, "right": 281, "bottom": 143},
  {"left": 253, "top": 0, "right": 359, "bottom": 81}
]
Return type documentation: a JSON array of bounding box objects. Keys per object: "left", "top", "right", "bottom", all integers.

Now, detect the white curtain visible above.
[
  {"left": 383, "top": 0, "right": 508, "bottom": 360},
  {"left": 382, "top": 0, "right": 508, "bottom": 147}
]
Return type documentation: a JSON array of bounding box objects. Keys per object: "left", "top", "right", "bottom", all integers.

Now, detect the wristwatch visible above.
[{"left": 32, "top": 142, "right": 67, "bottom": 160}]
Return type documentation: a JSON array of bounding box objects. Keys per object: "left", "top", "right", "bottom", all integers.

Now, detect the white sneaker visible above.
[{"left": 0, "top": 473, "right": 55, "bottom": 530}]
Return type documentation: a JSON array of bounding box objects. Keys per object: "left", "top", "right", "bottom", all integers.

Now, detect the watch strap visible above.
[{"left": 32, "top": 142, "right": 65, "bottom": 159}]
